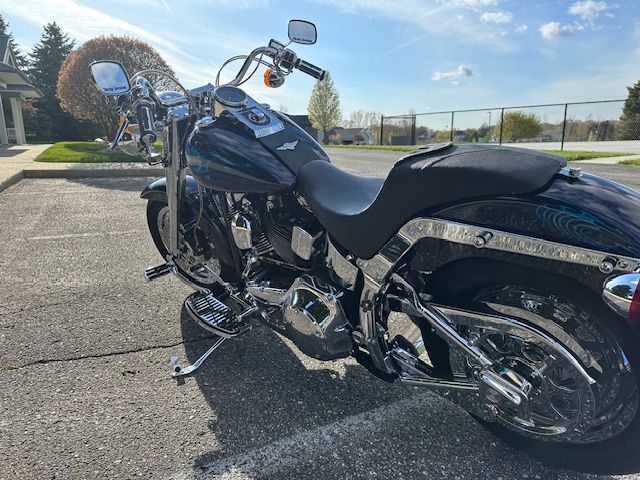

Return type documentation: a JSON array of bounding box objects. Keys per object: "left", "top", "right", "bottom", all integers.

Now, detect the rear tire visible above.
[{"left": 430, "top": 261, "right": 640, "bottom": 474}]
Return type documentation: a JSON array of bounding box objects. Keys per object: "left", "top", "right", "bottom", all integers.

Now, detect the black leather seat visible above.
[{"left": 297, "top": 144, "right": 566, "bottom": 259}]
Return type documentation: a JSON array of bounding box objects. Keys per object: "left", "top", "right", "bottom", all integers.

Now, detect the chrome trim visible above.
[
  {"left": 165, "top": 117, "right": 183, "bottom": 258},
  {"left": 246, "top": 283, "right": 287, "bottom": 305},
  {"left": 559, "top": 166, "right": 582, "bottom": 179},
  {"left": 230, "top": 213, "right": 252, "bottom": 250},
  {"left": 433, "top": 303, "right": 597, "bottom": 385},
  {"left": 603, "top": 273, "right": 640, "bottom": 317},
  {"left": 327, "top": 239, "right": 359, "bottom": 290},
  {"left": 357, "top": 217, "right": 640, "bottom": 285},
  {"left": 291, "top": 225, "right": 314, "bottom": 260}
]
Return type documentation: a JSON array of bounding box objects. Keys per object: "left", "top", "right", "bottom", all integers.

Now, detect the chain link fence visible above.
[{"left": 380, "top": 100, "right": 640, "bottom": 154}]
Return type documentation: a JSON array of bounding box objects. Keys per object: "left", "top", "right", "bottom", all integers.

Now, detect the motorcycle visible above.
[{"left": 89, "top": 19, "right": 640, "bottom": 474}]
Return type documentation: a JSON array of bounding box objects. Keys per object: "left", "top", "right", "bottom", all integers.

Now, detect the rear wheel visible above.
[{"left": 431, "top": 263, "right": 640, "bottom": 474}]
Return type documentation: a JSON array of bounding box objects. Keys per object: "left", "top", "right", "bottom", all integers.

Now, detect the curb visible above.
[
  {"left": 23, "top": 167, "right": 165, "bottom": 179},
  {"left": 0, "top": 165, "right": 164, "bottom": 193},
  {"left": 0, "top": 171, "right": 25, "bottom": 193}
]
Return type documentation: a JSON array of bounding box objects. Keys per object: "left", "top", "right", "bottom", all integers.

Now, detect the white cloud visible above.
[
  {"left": 515, "top": 24, "right": 528, "bottom": 33},
  {"left": 0, "top": 0, "right": 264, "bottom": 87},
  {"left": 539, "top": 21, "right": 575, "bottom": 39},
  {"left": 569, "top": 0, "right": 609, "bottom": 24},
  {"left": 315, "top": 0, "right": 517, "bottom": 52},
  {"left": 432, "top": 65, "right": 472, "bottom": 81},
  {"left": 480, "top": 11, "right": 513, "bottom": 24},
  {"left": 446, "top": 0, "right": 500, "bottom": 8}
]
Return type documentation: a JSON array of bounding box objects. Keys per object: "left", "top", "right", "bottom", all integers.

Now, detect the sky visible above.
[{"left": 1, "top": 0, "right": 639, "bottom": 119}]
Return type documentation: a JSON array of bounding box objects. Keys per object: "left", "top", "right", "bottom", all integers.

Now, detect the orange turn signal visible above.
[
  {"left": 264, "top": 69, "right": 273, "bottom": 87},
  {"left": 263, "top": 68, "right": 285, "bottom": 88}
]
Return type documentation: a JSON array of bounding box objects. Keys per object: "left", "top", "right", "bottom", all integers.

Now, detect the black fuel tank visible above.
[{"left": 186, "top": 111, "right": 329, "bottom": 193}]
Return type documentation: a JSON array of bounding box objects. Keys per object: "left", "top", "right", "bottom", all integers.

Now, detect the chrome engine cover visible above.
[{"left": 278, "top": 275, "right": 352, "bottom": 360}]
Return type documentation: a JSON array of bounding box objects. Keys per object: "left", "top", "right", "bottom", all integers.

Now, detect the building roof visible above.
[
  {"left": 0, "top": 37, "right": 8, "bottom": 63},
  {"left": 0, "top": 36, "right": 42, "bottom": 99}
]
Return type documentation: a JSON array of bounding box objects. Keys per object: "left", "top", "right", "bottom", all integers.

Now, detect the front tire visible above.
[
  {"left": 431, "top": 261, "right": 640, "bottom": 474},
  {"left": 146, "top": 199, "right": 233, "bottom": 290}
]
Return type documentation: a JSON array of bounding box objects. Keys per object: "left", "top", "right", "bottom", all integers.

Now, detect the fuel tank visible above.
[{"left": 186, "top": 111, "right": 329, "bottom": 193}]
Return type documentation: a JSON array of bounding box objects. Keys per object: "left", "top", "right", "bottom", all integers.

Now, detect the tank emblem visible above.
[{"left": 276, "top": 140, "right": 299, "bottom": 151}]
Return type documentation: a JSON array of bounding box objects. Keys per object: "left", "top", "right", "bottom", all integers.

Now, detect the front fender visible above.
[
  {"left": 140, "top": 175, "right": 201, "bottom": 204},
  {"left": 140, "top": 175, "right": 237, "bottom": 271}
]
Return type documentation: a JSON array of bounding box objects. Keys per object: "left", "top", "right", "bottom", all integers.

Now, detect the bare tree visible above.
[
  {"left": 344, "top": 109, "right": 382, "bottom": 129},
  {"left": 57, "top": 35, "right": 175, "bottom": 137}
]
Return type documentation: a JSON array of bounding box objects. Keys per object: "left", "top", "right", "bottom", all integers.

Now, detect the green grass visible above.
[
  {"left": 620, "top": 159, "right": 640, "bottom": 166},
  {"left": 543, "top": 150, "right": 629, "bottom": 161},
  {"left": 34, "top": 141, "right": 144, "bottom": 163},
  {"left": 325, "top": 144, "right": 630, "bottom": 161}
]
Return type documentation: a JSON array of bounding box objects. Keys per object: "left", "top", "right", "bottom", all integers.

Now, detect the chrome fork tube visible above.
[{"left": 165, "top": 118, "right": 184, "bottom": 258}]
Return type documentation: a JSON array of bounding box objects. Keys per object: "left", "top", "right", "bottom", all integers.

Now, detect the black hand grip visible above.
[
  {"left": 295, "top": 59, "right": 326, "bottom": 81},
  {"left": 136, "top": 102, "right": 157, "bottom": 144}
]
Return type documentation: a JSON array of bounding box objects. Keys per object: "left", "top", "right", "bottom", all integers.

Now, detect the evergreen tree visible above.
[
  {"left": 307, "top": 73, "right": 341, "bottom": 143},
  {"left": 618, "top": 81, "right": 640, "bottom": 141},
  {"left": 0, "top": 14, "right": 28, "bottom": 68},
  {"left": 26, "top": 22, "right": 97, "bottom": 141}
]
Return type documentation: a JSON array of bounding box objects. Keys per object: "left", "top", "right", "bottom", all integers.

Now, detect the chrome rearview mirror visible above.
[
  {"left": 288, "top": 19, "right": 317, "bottom": 45},
  {"left": 89, "top": 60, "right": 131, "bottom": 96}
]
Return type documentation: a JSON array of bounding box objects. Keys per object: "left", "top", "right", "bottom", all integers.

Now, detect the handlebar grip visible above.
[
  {"left": 295, "top": 59, "right": 326, "bottom": 81},
  {"left": 136, "top": 101, "right": 157, "bottom": 144}
]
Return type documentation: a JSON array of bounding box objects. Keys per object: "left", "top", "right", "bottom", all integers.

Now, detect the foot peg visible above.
[
  {"left": 170, "top": 336, "right": 226, "bottom": 378},
  {"left": 144, "top": 262, "right": 172, "bottom": 281},
  {"left": 184, "top": 291, "right": 255, "bottom": 338}
]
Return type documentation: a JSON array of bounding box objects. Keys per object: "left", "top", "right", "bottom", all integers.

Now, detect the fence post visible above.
[
  {"left": 449, "top": 111, "right": 455, "bottom": 142},
  {"left": 379, "top": 115, "right": 384, "bottom": 145},
  {"left": 411, "top": 115, "right": 416, "bottom": 145},
  {"left": 560, "top": 103, "right": 568, "bottom": 151},
  {"left": 499, "top": 108, "right": 505, "bottom": 145}
]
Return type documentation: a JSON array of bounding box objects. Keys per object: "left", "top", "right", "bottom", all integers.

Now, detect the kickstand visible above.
[{"left": 169, "top": 336, "right": 226, "bottom": 378}]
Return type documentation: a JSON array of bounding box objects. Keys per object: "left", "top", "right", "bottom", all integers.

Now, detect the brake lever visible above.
[{"left": 108, "top": 113, "right": 129, "bottom": 151}]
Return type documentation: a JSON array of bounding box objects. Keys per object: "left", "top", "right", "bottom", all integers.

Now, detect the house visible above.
[
  {"left": 0, "top": 35, "right": 41, "bottom": 145},
  {"left": 287, "top": 114, "right": 320, "bottom": 142},
  {"left": 327, "top": 126, "right": 374, "bottom": 145}
]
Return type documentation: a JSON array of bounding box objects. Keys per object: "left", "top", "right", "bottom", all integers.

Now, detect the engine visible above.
[{"left": 224, "top": 191, "right": 353, "bottom": 360}]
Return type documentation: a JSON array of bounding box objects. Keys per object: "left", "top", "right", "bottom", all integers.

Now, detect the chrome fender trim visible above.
[{"left": 357, "top": 217, "right": 640, "bottom": 286}]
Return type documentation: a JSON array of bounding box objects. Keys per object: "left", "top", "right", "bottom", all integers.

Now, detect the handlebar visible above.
[
  {"left": 226, "top": 45, "right": 326, "bottom": 86},
  {"left": 136, "top": 101, "right": 157, "bottom": 146},
  {"left": 295, "top": 58, "right": 326, "bottom": 81}
]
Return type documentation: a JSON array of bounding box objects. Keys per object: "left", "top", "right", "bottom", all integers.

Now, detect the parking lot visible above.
[{"left": 1, "top": 155, "right": 639, "bottom": 480}]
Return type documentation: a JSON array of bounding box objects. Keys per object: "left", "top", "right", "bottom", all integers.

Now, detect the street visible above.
[{"left": 1, "top": 152, "right": 639, "bottom": 480}]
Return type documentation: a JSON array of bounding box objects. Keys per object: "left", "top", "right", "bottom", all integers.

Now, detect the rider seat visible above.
[{"left": 297, "top": 143, "right": 566, "bottom": 259}]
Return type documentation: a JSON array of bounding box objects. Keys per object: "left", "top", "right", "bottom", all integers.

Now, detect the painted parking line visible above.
[
  {"left": 176, "top": 393, "right": 435, "bottom": 480},
  {"left": 25, "top": 230, "right": 140, "bottom": 241}
]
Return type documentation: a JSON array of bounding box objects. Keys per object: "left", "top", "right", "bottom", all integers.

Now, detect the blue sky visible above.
[{"left": 1, "top": 0, "right": 638, "bottom": 118}]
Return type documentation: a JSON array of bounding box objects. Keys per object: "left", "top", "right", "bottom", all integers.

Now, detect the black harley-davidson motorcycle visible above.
[{"left": 89, "top": 19, "right": 640, "bottom": 473}]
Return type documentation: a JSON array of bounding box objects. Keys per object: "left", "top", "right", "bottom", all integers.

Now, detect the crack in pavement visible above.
[{"left": 3, "top": 335, "right": 220, "bottom": 371}]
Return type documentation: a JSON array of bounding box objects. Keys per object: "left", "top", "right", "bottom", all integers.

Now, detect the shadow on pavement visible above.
[
  {"left": 0, "top": 148, "right": 29, "bottom": 157},
  {"left": 179, "top": 307, "right": 616, "bottom": 480}
]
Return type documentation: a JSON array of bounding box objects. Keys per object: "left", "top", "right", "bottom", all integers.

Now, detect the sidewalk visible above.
[
  {"left": 574, "top": 154, "right": 640, "bottom": 165},
  {"left": 0, "top": 144, "right": 164, "bottom": 192}
]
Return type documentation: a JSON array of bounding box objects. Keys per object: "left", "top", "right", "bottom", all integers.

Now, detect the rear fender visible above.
[{"left": 424, "top": 172, "right": 640, "bottom": 296}]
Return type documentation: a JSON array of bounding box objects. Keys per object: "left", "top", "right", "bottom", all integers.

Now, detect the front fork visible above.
[{"left": 165, "top": 117, "right": 184, "bottom": 260}]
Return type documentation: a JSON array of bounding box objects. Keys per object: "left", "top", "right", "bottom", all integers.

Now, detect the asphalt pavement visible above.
[{"left": 1, "top": 152, "right": 639, "bottom": 480}]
